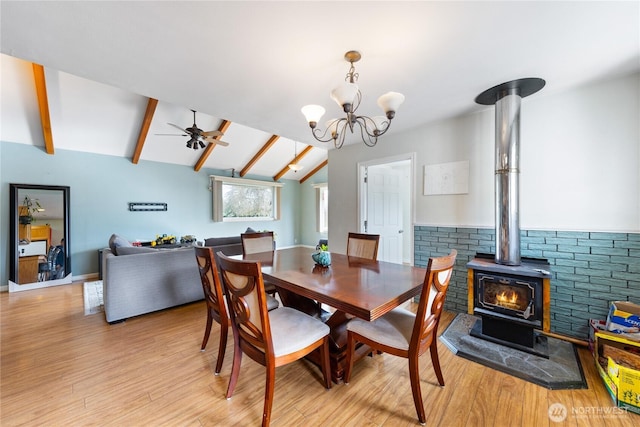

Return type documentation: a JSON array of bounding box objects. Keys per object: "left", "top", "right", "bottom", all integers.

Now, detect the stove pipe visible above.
[{"left": 475, "top": 78, "right": 545, "bottom": 266}]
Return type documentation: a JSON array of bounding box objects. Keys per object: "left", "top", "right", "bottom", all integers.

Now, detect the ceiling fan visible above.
[{"left": 159, "top": 110, "right": 230, "bottom": 150}]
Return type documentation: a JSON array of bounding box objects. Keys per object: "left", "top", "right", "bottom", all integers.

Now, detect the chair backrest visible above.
[
  {"left": 216, "top": 252, "right": 273, "bottom": 360},
  {"left": 346, "top": 232, "right": 380, "bottom": 260},
  {"left": 194, "top": 246, "right": 229, "bottom": 324},
  {"left": 241, "top": 231, "right": 274, "bottom": 255},
  {"left": 411, "top": 250, "right": 457, "bottom": 355}
]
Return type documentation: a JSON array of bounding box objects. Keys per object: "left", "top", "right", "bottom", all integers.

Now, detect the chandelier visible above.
[{"left": 301, "top": 50, "right": 405, "bottom": 149}]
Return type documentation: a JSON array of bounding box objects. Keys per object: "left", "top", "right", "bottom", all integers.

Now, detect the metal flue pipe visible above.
[{"left": 476, "top": 78, "right": 545, "bottom": 266}]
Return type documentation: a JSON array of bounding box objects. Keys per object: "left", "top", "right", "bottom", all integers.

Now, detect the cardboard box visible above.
[
  {"left": 595, "top": 331, "right": 640, "bottom": 415},
  {"left": 607, "top": 301, "right": 640, "bottom": 335},
  {"left": 589, "top": 319, "right": 607, "bottom": 356}
]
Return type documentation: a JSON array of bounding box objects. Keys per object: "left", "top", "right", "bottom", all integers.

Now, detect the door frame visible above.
[{"left": 357, "top": 152, "right": 416, "bottom": 265}]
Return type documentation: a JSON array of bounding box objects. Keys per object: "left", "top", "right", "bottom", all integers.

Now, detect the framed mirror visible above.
[{"left": 9, "top": 183, "right": 71, "bottom": 292}]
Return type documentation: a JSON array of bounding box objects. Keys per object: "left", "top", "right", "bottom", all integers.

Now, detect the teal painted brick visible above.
[
  {"left": 457, "top": 239, "right": 480, "bottom": 246},
  {"left": 477, "top": 228, "right": 494, "bottom": 235},
  {"left": 556, "top": 272, "right": 590, "bottom": 283},
  {"left": 628, "top": 249, "right": 640, "bottom": 257},
  {"left": 542, "top": 251, "right": 575, "bottom": 260},
  {"left": 455, "top": 227, "right": 477, "bottom": 233},
  {"left": 612, "top": 255, "right": 638, "bottom": 266},
  {"left": 578, "top": 239, "right": 613, "bottom": 248},
  {"left": 522, "top": 236, "right": 546, "bottom": 244},
  {"left": 589, "top": 277, "right": 628, "bottom": 289},
  {"left": 438, "top": 237, "right": 458, "bottom": 244},
  {"left": 592, "top": 247, "right": 630, "bottom": 256},
  {"left": 557, "top": 231, "right": 590, "bottom": 239},
  {"left": 552, "top": 292, "right": 574, "bottom": 302},
  {"left": 574, "top": 281, "right": 611, "bottom": 292},
  {"left": 552, "top": 265, "right": 575, "bottom": 274},
  {"left": 575, "top": 267, "right": 611, "bottom": 278},
  {"left": 590, "top": 290, "right": 633, "bottom": 301},
  {"left": 526, "top": 230, "right": 557, "bottom": 238},
  {"left": 521, "top": 249, "right": 543, "bottom": 257},
  {"left": 589, "top": 261, "right": 629, "bottom": 272},
  {"left": 615, "top": 240, "right": 640, "bottom": 249},
  {"left": 545, "top": 237, "right": 578, "bottom": 245},
  {"left": 591, "top": 232, "right": 629, "bottom": 240},
  {"left": 575, "top": 253, "right": 611, "bottom": 263},
  {"left": 528, "top": 243, "right": 557, "bottom": 251},
  {"left": 555, "top": 259, "right": 589, "bottom": 268},
  {"left": 558, "top": 245, "right": 590, "bottom": 254},
  {"left": 470, "top": 233, "right": 494, "bottom": 241}
]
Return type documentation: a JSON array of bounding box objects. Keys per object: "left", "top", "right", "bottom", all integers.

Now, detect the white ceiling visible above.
[{"left": 1, "top": 1, "right": 639, "bottom": 180}]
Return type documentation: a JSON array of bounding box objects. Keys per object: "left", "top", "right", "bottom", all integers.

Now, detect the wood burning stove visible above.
[{"left": 468, "top": 253, "right": 551, "bottom": 358}]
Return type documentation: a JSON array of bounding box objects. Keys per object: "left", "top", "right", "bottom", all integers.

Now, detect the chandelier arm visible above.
[
  {"left": 310, "top": 126, "right": 338, "bottom": 143},
  {"left": 334, "top": 127, "right": 347, "bottom": 149},
  {"left": 353, "top": 117, "right": 378, "bottom": 147}
]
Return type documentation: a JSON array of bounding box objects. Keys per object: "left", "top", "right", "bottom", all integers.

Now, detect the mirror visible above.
[{"left": 9, "top": 183, "right": 71, "bottom": 292}]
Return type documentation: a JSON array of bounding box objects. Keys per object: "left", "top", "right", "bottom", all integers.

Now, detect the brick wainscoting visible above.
[{"left": 414, "top": 226, "right": 640, "bottom": 340}]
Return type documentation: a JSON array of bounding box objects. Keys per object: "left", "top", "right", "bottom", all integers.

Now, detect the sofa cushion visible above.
[
  {"left": 109, "top": 234, "right": 132, "bottom": 255},
  {"left": 116, "top": 246, "right": 158, "bottom": 256}
]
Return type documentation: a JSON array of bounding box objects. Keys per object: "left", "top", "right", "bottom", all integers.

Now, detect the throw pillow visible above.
[{"left": 108, "top": 234, "right": 132, "bottom": 255}]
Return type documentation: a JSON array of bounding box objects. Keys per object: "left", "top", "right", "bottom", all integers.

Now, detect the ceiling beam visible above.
[
  {"left": 32, "top": 63, "right": 54, "bottom": 154},
  {"left": 194, "top": 120, "right": 231, "bottom": 171},
  {"left": 273, "top": 145, "right": 313, "bottom": 181},
  {"left": 132, "top": 98, "right": 158, "bottom": 164},
  {"left": 299, "top": 159, "right": 328, "bottom": 184},
  {"left": 240, "top": 135, "right": 280, "bottom": 177}
]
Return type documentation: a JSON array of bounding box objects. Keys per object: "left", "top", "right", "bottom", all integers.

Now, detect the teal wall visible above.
[{"left": 1, "top": 142, "right": 327, "bottom": 284}]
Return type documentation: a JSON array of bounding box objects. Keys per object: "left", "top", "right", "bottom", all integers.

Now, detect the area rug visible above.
[
  {"left": 83, "top": 280, "right": 104, "bottom": 315},
  {"left": 440, "top": 313, "right": 587, "bottom": 390}
]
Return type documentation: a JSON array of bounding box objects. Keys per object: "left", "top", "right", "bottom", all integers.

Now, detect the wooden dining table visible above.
[{"left": 238, "top": 247, "right": 427, "bottom": 383}]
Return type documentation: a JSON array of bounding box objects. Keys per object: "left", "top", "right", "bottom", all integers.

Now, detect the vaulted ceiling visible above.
[{"left": 1, "top": 1, "right": 638, "bottom": 181}]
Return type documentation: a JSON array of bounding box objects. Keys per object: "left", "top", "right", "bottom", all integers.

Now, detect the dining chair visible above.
[
  {"left": 346, "top": 232, "right": 380, "bottom": 260},
  {"left": 241, "top": 231, "right": 278, "bottom": 297},
  {"left": 216, "top": 252, "right": 332, "bottom": 427},
  {"left": 344, "top": 249, "right": 457, "bottom": 425},
  {"left": 194, "top": 246, "right": 230, "bottom": 375}
]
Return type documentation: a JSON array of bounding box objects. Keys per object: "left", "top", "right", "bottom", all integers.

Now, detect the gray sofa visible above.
[
  {"left": 102, "top": 233, "right": 248, "bottom": 323},
  {"left": 102, "top": 245, "right": 202, "bottom": 323}
]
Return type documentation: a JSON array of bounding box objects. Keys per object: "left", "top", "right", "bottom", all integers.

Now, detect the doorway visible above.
[{"left": 358, "top": 154, "right": 414, "bottom": 264}]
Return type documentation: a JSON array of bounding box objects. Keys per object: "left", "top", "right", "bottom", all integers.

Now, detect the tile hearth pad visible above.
[{"left": 440, "top": 313, "right": 587, "bottom": 390}]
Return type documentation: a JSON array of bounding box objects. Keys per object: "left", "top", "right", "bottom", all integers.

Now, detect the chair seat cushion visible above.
[
  {"left": 346, "top": 307, "right": 416, "bottom": 351},
  {"left": 269, "top": 307, "right": 329, "bottom": 357}
]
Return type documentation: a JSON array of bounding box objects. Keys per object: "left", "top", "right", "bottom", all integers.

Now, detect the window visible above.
[
  {"left": 314, "top": 183, "right": 328, "bottom": 233},
  {"left": 211, "top": 176, "right": 282, "bottom": 222}
]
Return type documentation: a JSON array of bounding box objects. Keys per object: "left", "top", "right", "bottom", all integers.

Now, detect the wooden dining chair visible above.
[
  {"left": 347, "top": 232, "right": 380, "bottom": 260},
  {"left": 344, "top": 249, "right": 457, "bottom": 425},
  {"left": 216, "top": 252, "right": 332, "bottom": 427},
  {"left": 194, "top": 246, "right": 230, "bottom": 375},
  {"left": 241, "top": 231, "right": 278, "bottom": 297}
]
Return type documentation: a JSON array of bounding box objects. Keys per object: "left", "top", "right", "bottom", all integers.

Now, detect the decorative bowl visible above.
[{"left": 312, "top": 250, "right": 331, "bottom": 267}]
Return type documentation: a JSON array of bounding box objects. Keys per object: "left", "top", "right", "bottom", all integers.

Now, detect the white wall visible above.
[{"left": 328, "top": 73, "right": 640, "bottom": 254}]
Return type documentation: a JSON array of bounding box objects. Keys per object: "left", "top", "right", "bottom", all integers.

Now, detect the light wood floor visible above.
[{"left": 1, "top": 283, "right": 637, "bottom": 426}]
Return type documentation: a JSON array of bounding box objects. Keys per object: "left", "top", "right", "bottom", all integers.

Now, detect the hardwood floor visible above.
[{"left": 1, "top": 283, "right": 637, "bottom": 426}]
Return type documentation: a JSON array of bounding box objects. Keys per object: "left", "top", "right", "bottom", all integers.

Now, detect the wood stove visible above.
[{"left": 468, "top": 253, "right": 551, "bottom": 358}]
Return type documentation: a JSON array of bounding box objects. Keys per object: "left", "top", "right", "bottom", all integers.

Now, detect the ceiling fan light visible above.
[
  {"left": 331, "top": 82, "right": 359, "bottom": 110},
  {"left": 288, "top": 163, "right": 303, "bottom": 172},
  {"left": 198, "top": 140, "right": 206, "bottom": 149},
  {"left": 377, "top": 91, "right": 405, "bottom": 114},
  {"left": 301, "top": 105, "right": 326, "bottom": 126}
]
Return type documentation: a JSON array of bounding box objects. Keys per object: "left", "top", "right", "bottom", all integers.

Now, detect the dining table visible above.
[{"left": 238, "top": 246, "right": 427, "bottom": 383}]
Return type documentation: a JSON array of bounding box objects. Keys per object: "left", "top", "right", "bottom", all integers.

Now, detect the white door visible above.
[{"left": 366, "top": 164, "right": 404, "bottom": 264}]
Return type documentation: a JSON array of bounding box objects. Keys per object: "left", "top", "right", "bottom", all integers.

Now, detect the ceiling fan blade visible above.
[
  {"left": 168, "top": 123, "right": 190, "bottom": 134},
  {"left": 200, "top": 136, "right": 230, "bottom": 147},
  {"left": 201, "top": 130, "right": 223, "bottom": 137}
]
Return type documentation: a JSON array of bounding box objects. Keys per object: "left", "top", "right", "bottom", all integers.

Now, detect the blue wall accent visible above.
[
  {"left": 1, "top": 142, "right": 324, "bottom": 284},
  {"left": 414, "top": 225, "right": 640, "bottom": 340}
]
